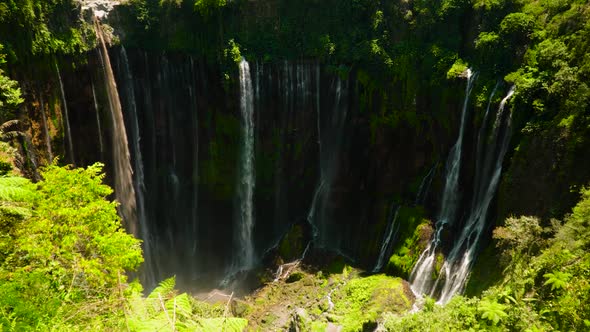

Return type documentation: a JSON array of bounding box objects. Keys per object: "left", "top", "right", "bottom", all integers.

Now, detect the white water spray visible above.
[
  {"left": 436, "top": 86, "right": 515, "bottom": 303},
  {"left": 119, "top": 47, "right": 156, "bottom": 287},
  {"left": 55, "top": 62, "right": 75, "bottom": 164},
  {"left": 373, "top": 206, "right": 400, "bottom": 272},
  {"left": 410, "top": 69, "right": 477, "bottom": 296},
  {"left": 235, "top": 58, "right": 256, "bottom": 270},
  {"left": 94, "top": 18, "right": 137, "bottom": 236}
]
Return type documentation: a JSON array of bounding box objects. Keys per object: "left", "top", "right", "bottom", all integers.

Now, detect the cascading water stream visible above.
[
  {"left": 410, "top": 69, "right": 476, "bottom": 296},
  {"left": 373, "top": 206, "right": 400, "bottom": 272},
  {"left": 39, "top": 96, "right": 53, "bottom": 162},
  {"left": 55, "top": 62, "right": 75, "bottom": 165},
  {"left": 308, "top": 76, "right": 348, "bottom": 248},
  {"left": 415, "top": 163, "right": 438, "bottom": 206},
  {"left": 119, "top": 46, "right": 155, "bottom": 287},
  {"left": 188, "top": 56, "right": 200, "bottom": 264},
  {"left": 436, "top": 86, "right": 515, "bottom": 304},
  {"left": 94, "top": 18, "right": 138, "bottom": 236},
  {"left": 235, "top": 58, "right": 256, "bottom": 271},
  {"left": 91, "top": 81, "right": 104, "bottom": 158}
]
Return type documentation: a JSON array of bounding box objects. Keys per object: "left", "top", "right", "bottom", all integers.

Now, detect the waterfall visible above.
[
  {"left": 410, "top": 69, "right": 476, "bottom": 297},
  {"left": 235, "top": 58, "right": 256, "bottom": 270},
  {"left": 436, "top": 86, "right": 515, "bottom": 304},
  {"left": 91, "top": 81, "right": 104, "bottom": 158},
  {"left": 415, "top": 163, "right": 438, "bottom": 206},
  {"left": 308, "top": 75, "right": 348, "bottom": 248},
  {"left": 316, "top": 64, "right": 321, "bottom": 152},
  {"left": 373, "top": 205, "right": 400, "bottom": 272},
  {"left": 55, "top": 62, "right": 75, "bottom": 165},
  {"left": 188, "top": 56, "right": 200, "bottom": 266},
  {"left": 472, "top": 82, "right": 500, "bottom": 210},
  {"left": 119, "top": 47, "right": 155, "bottom": 287},
  {"left": 39, "top": 96, "right": 53, "bottom": 162},
  {"left": 94, "top": 19, "right": 137, "bottom": 236}
]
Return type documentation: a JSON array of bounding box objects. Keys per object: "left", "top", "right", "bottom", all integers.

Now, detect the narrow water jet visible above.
[
  {"left": 235, "top": 58, "right": 256, "bottom": 271},
  {"left": 373, "top": 205, "right": 400, "bottom": 272},
  {"left": 415, "top": 163, "right": 438, "bottom": 206},
  {"left": 119, "top": 46, "right": 155, "bottom": 287},
  {"left": 91, "top": 80, "right": 104, "bottom": 158},
  {"left": 55, "top": 62, "right": 75, "bottom": 165},
  {"left": 308, "top": 76, "right": 348, "bottom": 249},
  {"left": 94, "top": 18, "right": 137, "bottom": 236},
  {"left": 436, "top": 86, "right": 515, "bottom": 304},
  {"left": 410, "top": 69, "right": 477, "bottom": 297},
  {"left": 39, "top": 95, "right": 53, "bottom": 162}
]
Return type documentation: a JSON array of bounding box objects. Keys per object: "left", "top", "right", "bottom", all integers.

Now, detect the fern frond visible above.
[
  {"left": 196, "top": 318, "right": 248, "bottom": 332},
  {"left": 0, "top": 177, "right": 35, "bottom": 203},
  {"left": 148, "top": 276, "right": 177, "bottom": 300},
  {"left": 165, "top": 293, "right": 193, "bottom": 319},
  {"left": 0, "top": 205, "right": 32, "bottom": 219}
]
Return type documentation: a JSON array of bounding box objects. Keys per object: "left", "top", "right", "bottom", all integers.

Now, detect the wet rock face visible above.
[{"left": 80, "top": 0, "right": 120, "bottom": 18}]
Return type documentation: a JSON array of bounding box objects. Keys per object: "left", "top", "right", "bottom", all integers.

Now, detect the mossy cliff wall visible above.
[
  {"left": 6, "top": 0, "right": 590, "bottom": 289},
  {"left": 30, "top": 46, "right": 464, "bottom": 285}
]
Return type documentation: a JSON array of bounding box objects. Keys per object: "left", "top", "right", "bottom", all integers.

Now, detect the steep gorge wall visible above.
[
  {"left": 8, "top": 0, "right": 590, "bottom": 293},
  {"left": 15, "top": 43, "right": 469, "bottom": 288}
]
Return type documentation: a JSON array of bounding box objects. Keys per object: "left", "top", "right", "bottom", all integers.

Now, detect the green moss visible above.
[
  {"left": 384, "top": 206, "right": 430, "bottom": 278},
  {"left": 286, "top": 271, "right": 305, "bottom": 283},
  {"left": 200, "top": 111, "right": 240, "bottom": 200},
  {"left": 446, "top": 58, "right": 468, "bottom": 79},
  {"left": 323, "top": 257, "right": 347, "bottom": 275},
  {"left": 278, "top": 224, "right": 304, "bottom": 261},
  {"left": 332, "top": 275, "right": 410, "bottom": 331},
  {"left": 311, "top": 321, "right": 328, "bottom": 331}
]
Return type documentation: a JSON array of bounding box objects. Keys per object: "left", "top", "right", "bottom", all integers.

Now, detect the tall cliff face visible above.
[
  {"left": 16, "top": 45, "right": 470, "bottom": 289},
  {"left": 9, "top": 0, "right": 590, "bottom": 297}
]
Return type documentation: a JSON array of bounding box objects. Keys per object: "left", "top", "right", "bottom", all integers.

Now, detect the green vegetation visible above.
[
  {"left": 331, "top": 275, "right": 411, "bottom": 331},
  {"left": 0, "top": 0, "right": 589, "bottom": 331},
  {"left": 384, "top": 206, "right": 431, "bottom": 278},
  {"left": 0, "top": 0, "right": 95, "bottom": 63},
  {"left": 0, "top": 46, "right": 23, "bottom": 121},
  {"left": 242, "top": 263, "right": 412, "bottom": 331},
  {"left": 0, "top": 162, "right": 247, "bottom": 331},
  {"left": 127, "top": 277, "right": 247, "bottom": 331},
  {"left": 0, "top": 162, "right": 142, "bottom": 330},
  {"left": 382, "top": 188, "right": 590, "bottom": 331}
]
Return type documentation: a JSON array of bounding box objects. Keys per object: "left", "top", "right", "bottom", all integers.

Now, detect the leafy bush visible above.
[
  {"left": 0, "top": 163, "right": 142, "bottom": 330},
  {"left": 384, "top": 187, "right": 590, "bottom": 331}
]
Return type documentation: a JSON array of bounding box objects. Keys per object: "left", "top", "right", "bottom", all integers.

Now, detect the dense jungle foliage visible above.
[{"left": 0, "top": 0, "right": 589, "bottom": 331}]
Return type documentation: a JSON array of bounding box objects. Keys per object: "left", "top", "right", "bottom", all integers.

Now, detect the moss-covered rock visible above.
[
  {"left": 384, "top": 206, "right": 432, "bottom": 278},
  {"left": 331, "top": 274, "right": 413, "bottom": 331},
  {"left": 243, "top": 259, "right": 413, "bottom": 331}
]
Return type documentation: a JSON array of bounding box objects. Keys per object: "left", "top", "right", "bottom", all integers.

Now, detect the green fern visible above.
[
  {"left": 126, "top": 277, "right": 248, "bottom": 332},
  {"left": 543, "top": 271, "right": 571, "bottom": 291},
  {"left": 148, "top": 276, "right": 177, "bottom": 300},
  {"left": 478, "top": 300, "right": 508, "bottom": 325},
  {"left": 165, "top": 293, "right": 193, "bottom": 318},
  {"left": 0, "top": 177, "right": 36, "bottom": 203},
  {"left": 196, "top": 318, "right": 248, "bottom": 332},
  {"left": 0, "top": 176, "right": 35, "bottom": 221}
]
